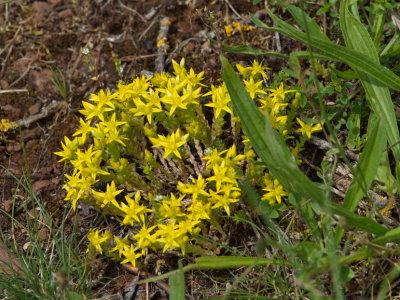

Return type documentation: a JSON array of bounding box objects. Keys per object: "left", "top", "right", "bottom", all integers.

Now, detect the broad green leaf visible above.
[
  {"left": 217, "top": 43, "right": 288, "bottom": 59},
  {"left": 194, "top": 256, "right": 278, "bottom": 269},
  {"left": 250, "top": 13, "right": 400, "bottom": 91},
  {"left": 221, "top": 56, "right": 388, "bottom": 236},
  {"left": 370, "top": 1, "right": 386, "bottom": 47},
  {"left": 343, "top": 116, "right": 386, "bottom": 212},
  {"left": 141, "top": 255, "right": 284, "bottom": 284},
  {"left": 373, "top": 227, "right": 400, "bottom": 245},
  {"left": 340, "top": 0, "right": 400, "bottom": 172},
  {"left": 285, "top": 4, "right": 331, "bottom": 43},
  {"left": 380, "top": 33, "right": 400, "bottom": 59},
  {"left": 169, "top": 261, "right": 185, "bottom": 300}
]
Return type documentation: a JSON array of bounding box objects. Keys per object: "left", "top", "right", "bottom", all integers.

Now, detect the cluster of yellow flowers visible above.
[
  {"left": 0, "top": 119, "right": 18, "bottom": 132},
  {"left": 55, "top": 59, "right": 322, "bottom": 266},
  {"left": 224, "top": 21, "right": 255, "bottom": 37}
]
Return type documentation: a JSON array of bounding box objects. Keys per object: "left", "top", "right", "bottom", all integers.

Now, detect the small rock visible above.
[
  {"left": 32, "top": 180, "right": 50, "bottom": 193},
  {"left": 31, "top": 1, "right": 52, "bottom": 26},
  {"left": 0, "top": 80, "right": 9, "bottom": 89},
  {"left": 2, "top": 199, "right": 13, "bottom": 212},
  {"left": 29, "top": 69, "right": 56, "bottom": 94},
  {"left": 6, "top": 143, "right": 21, "bottom": 152},
  {"left": 28, "top": 102, "right": 41, "bottom": 115},
  {"left": 0, "top": 243, "right": 23, "bottom": 275},
  {"left": 23, "top": 242, "right": 30, "bottom": 251},
  {"left": 58, "top": 8, "right": 72, "bottom": 19},
  {"left": 22, "top": 127, "right": 42, "bottom": 140}
]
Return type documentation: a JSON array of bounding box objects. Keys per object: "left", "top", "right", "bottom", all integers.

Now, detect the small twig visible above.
[
  {"left": 122, "top": 263, "right": 170, "bottom": 294},
  {"left": 224, "top": 0, "right": 246, "bottom": 21},
  {"left": 116, "top": 53, "right": 166, "bottom": 62},
  {"left": 16, "top": 101, "right": 67, "bottom": 128},
  {"left": 144, "top": 5, "right": 161, "bottom": 20},
  {"left": 309, "top": 136, "right": 359, "bottom": 161},
  {"left": 139, "top": 13, "right": 159, "bottom": 41},
  {"left": 119, "top": 0, "right": 147, "bottom": 23},
  {"left": 9, "top": 70, "right": 30, "bottom": 88},
  {"left": 155, "top": 16, "right": 171, "bottom": 73},
  {"left": 166, "top": 37, "right": 198, "bottom": 65},
  {"left": 0, "top": 89, "right": 28, "bottom": 94}
]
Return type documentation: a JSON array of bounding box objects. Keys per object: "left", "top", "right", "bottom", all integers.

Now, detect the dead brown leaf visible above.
[
  {"left": 32, "top": 180, "right": 50, "bottom": 193},
  {"left": 0, "top": 242, "right": 23, "bottom": 275}
]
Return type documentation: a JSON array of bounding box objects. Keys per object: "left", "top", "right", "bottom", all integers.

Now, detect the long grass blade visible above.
[
  {"left": 339, "top": 0, "right": 400, "bottom": 165},
  {"left": 169, "top": 260, "right": 185, "bottom": 300},
  {"left": 249, "top": 13, "right": 400, "bottom": 91}
]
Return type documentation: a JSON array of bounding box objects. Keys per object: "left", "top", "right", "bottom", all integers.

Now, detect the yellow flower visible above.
[
  {"left": 150, "top": 128, "right": 189, "bottom": 159},
  {"left": 295, "top": 118, "right": 323, "bottom": 139},
  {"left": 119, "top": 191, "right": 151, "bottom": 225},
  {"left": 159, "top": 193, "right": 185, "bottom": 220},
  {"left": 262, "top": 178, "right": 288, "bottom": 205},
  {"left": 79, "top": 100, "right": 113, "bottom": 121},
  {"left": 206, "top": 162, "right": 238, "bottom": 191},
  {"left": 111, "top": 235, "right": 130, "bottom": 256},
  {"left": 92, "top": 181, "right": 123, "bottom": 208},
  {"left": 159, "top": 81, "right": 190, "bottom": 115},
  {"left": 87, "top": 229, "right": 112, "bottom": 254},
  {"left": 156, "top": 222, "right": 188, "bottom": 252},
  {"left": 134, "top": 224, "right": 157, "bottom": 250},
  {"left": 0, "top": 119, "right": 18, "bottom": 132},
  {"left": 177, "top": 175, "right": 209, "bottom": 201},
  {"left": 224, "top": 25, "right": 234, "bottom": 37},
  {"left": 54, "top": 136, "right": 81, "bottom": 162},
  {"left": 244, "top": 77, "right": 266, "bottom": 99},
  {"left": 120, "top": 244, "right": 142, "bottom": 266},
  {"left": 130, "top": 98, "right": 162, "bottom": 124},
  {"left": 268, "top": 83, "right": 295, "bottom": 103},
  {"left": 236, "top": 60, "right": 270, "bottom": 79},
  {"left": 204, "top": 84, "right": 232, "bottom": 118},
  {"left": 208, "top": 184, "right": 240, "bottom": 215},
  {"left": 90, "top": 89, "right": 115, "bottom": 109},
  {"left": 73, "top": 118, "right": 93, "bottom": 143}
]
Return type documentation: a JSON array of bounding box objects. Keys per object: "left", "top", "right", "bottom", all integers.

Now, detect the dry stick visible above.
[
  {"left": 166, "top": 37, "right": 198, "bottom": 65},
  {"left": 16, "top": 101, "right": 67, "bottom": 128},
  {"left": 122, "top": 263, "right": 170, "bottom": 294},
  {"left": 224, "top": 0, "right": 246, "bottom": 21},
  {"left": 144, "top": 4, "right": 161, "bottom": 20},
  {"left": 0, "top": 89, "right": 28, "bottom": 94},
  {"left": 119, "top": 0, "right": 147, "bottom": 23},
  {"left": 183, "top": 143, "right": 201, "bottom": 176},
  {"left": 139, "top": 14, "right": 159, "bottom": 41},
  {"left": 154, "top": 16, "right": 171, "bottom": 73},
  {"left": 309, "top": 135, "right": 359, "bottom": 161}
]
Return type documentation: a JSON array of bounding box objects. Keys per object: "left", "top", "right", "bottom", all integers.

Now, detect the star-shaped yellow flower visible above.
[
  {"left": 150, "top": 129, "right": 189, "bottom": 159},
  {"left": 295, "top": 118, "right": 323, "bottom": 139}
]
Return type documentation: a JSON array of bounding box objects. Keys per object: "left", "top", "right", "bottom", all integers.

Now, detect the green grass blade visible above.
[
  {"left": 249, "top": 13, "right": 400, "bottom": 91},
  {"left": 370, "top": 1, "right": 386, "bottom": 47},
  {"left": 141, "top": 256, "right": 284, "bottom": 284},
  {"left": 194, "top": 256, "right": 278, "bottom": 269},
  {"left": 343, "top": 116, "right": 386, "bottom": 212},
  {"left": 285, "top": 4, "right": 331, "bottom": 43},
  {"left": 372, "top": 227, "right": 400, "bottom": 244},
  {"left": 380, "top": 33, "right": 400, "bottom": 59},
  {"left": 339, "top": 0, "right": 400, "bottom": 167},
  {"left": 169, "top": 260, "right": 185, "bottom": 300},
  {"left": 335, "top": 116, "right": 387, "bottom": 243},
  {"left": 221, "top": 56, "right": 388, "bottom": 236},
  {"left": 217, "top": 42, "right": 288, "bottom": 59}
]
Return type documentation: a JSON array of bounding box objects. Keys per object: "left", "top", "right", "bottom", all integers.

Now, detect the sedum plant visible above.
[{"left": 55, "top": 59, "right": 321, "bottom": 267}]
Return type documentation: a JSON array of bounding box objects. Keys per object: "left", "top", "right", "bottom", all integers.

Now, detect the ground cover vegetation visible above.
[{"left": 1, "top": 0, "right": 400, "bottom": 299}]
